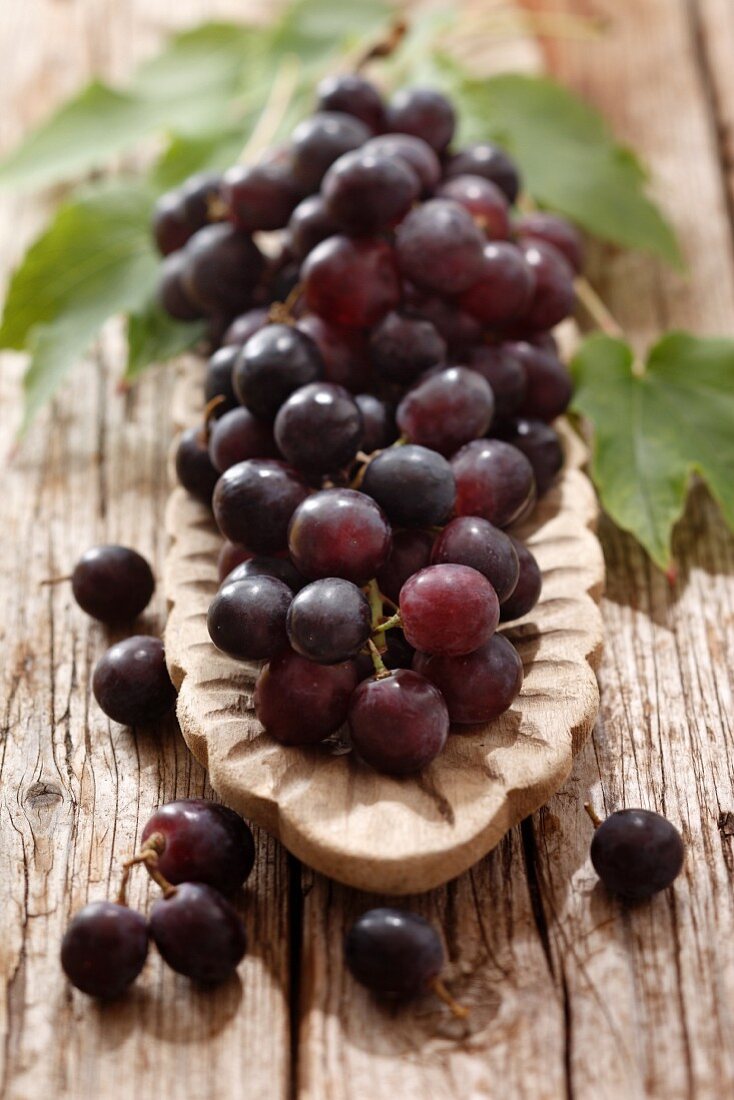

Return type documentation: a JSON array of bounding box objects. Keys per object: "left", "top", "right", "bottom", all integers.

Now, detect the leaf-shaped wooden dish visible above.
[{"left": 164, "top": 349, "right": 604, "bottom": 894}]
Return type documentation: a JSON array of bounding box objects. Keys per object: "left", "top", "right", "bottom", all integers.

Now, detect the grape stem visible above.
[
  {"left": 583, "top": 802, "right": 603, "bottom": 829},
  {"left": 354, "top": 18, "right": 408, "bottom": 72},
  {"left": 372, "top": 611, "right": 402, "bottom": 636},
  {"left": 39, "top": 574, "right": 72, "bottom": 587},
  {"left": 367, "top": 638, "right": 391, "bottom": 679},
  {"left": 429, "top": 977, "right": 470, "bottom": 1020},
  {"left": 367, "top": 578, "right": 384, "bottom": 631},
  {"left": 268, "top": 282, "right": 303, "bottom": 326},
  {"left": 117, "top": 832, "right": 176, "bottom": 903},
  {"left": 574, "top": 277, "right": 625, "bottom": 339}
]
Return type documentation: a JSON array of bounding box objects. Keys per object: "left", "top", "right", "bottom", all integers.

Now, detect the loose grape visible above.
[
  {"left": 369, "top": 311, "right": 446, "bottom": 385},
  {"left": 444, "top": 142, "right": 521, "bottom": 204},
  {"left": 386, "top": 87, "right": 455, "bottom": 152},
  {"left": 286, "top": 578, "right": 371, "bottom": 664},
  {"left": 291, "top": 111, "right": 371, "bottom": 192},
  {"left": 590, "top": 809, "right": 685, "bottom": 899},
  {"left": 254, "top": 648, "right": 358, "bottom": 744},
  {"left": 207, "top": 576, "right": 293, "bottom": 661},
  {"left": 61, "top": 901, "right": 149, "bottom": 999},
  {"left": 400, "top": 564, "right": 499, "bottom": 656},
  {"left": 150, "top": 882, "right": 246, "bottom": 985},
  {"left": 92, "top": 636, "right": 176, "bottom": 726},
  {"left": 345, "top": 908, "right": 444, "bottom": 998},
  {"left": 233, "top": 324, "right": 324, "bottom": 423},
  {"left": 499, "top": 538, "right": 542, "bottom": 620},
  {"left": 395, "top": 199, "right": 486, "bottom": 296},
  {"left": 361, "top": 445, "right": 455, "bottom": 528},
  {"left": 71, "top": 545, "right": 155, "bottom": 625},
  {"left": 375, "top": 529, "right": 435, "bottom": 604},
  {"left": 317, "top": 73, "right": 386, "bottom": 132},
  {"left": 274, "top": 382, "right": 363, "bottom": 475},
  {"left": 348, "top": 669, "right": 449, "bottom": 774},
  {"left": 141, "top": 799, "right": 255, "bottom": 895},
  {"left": 431, "top": 517, "right": 519, "bottom": 602},
  {"left": 288, "top": 489, "right": 392, "bottom": 585},
  {"left": 212, "top": 459, "right": 310, "bottom": 553},
  {"left": 175, "top": 427, "right": 220, "bottom": 505},
  {"left": 322, "top": 149, "right": 419, "bottom": 234},
  {"left": 413, "top": 633, "right": 523, "bottom": 724},
  {"left": 302, "top": 235, "right": 401, "bottom": 328},
  {"left": 451, "top": 439, "right": 536, "bottom": 527},
  {"left": 396, "top": 366, "right": 494, "bottom": 457}
]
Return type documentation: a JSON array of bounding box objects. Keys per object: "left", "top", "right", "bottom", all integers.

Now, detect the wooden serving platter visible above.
[{"left": 164, "top": 344, "right": 604, "bottom": 894}]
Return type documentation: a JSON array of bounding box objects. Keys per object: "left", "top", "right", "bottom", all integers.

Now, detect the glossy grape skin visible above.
[
  {"left": 254, "top": 648, "right": 358, "bottom": 744},
  {"left": 397, "top": 366, "right": 494, "bottom": 457},
  {"left": 400, "top": 564, "right": 499, "bottom": 657},
  {"left": 93, "top": 636, "right": 175, "bottom": 725},
  {"left": 150, "top": 883, "right": 246, "bottom": 985},
  {"left": 590, "top": 810, "right": 685, "bottom": 900},
  {"left": 386, "top": 87, "right": 455, "bottom": 152},
  {"left": 348, "top": 669, "right": 449, "bottom": 775},
  {"left": 221, "top": 307, "right": 269, "bottom": 348},
  {"left": 207, "top": 576, "right": 292, "bottom": 661},
  {"left": 375, "top": 529, "right": 435, "bottom": 604},
  {"left": 463, "top": 343, "right": 527, "bottom": 419},
  {"left": 222, "top": 162, "right": 302, "bottom": 232},
  {"left": 413, "top": 632, "right": 523, "bottom": 725},
  {"left": 157, "top": 251, "right": 203, "bottom": 321},
  {"left": 499, "top": 538, "right": 542, "bottom": 620},
  {"left": 301, "top": 235, "right": 401, "bottom": 328},
  {"left": 451, "top": 439, "right": 536, "bottom": 528},
  {"left": 362, "top": 445, "right": 455, "bottom": 528},
  {"left": 355, "top": 630, "right": 415, "bottom": 681},
  {"left": 224, "top": 555, "right": 306, "bottom": 592},
  {"left": 208, "top": 407, "right": 279, "bottom": 474},
  {"left": 287, "top": 194, "right": 340, "bottom": 260},
  {"left": 354, "top": 394, "right": 397, "bottom": 452},
  {"left": 233, "top": 324, "right": 324, "bottom": 423},
  {"left": 217, "top": 541, "right": 252, "bottom": 583},
  {"left": 431, "top": 517, "right": 519, "bottom": 603},
  {"left": 182, "top": 224, "right": 265, "bottom": 316},
  {"left": 204, "top": 346, "right": 239, "bottom": 417},
  {"left": 323, "top": 149, "right": 419, "bottom": 235},
  {"left": 61, "top": 902, "right": 149, "bottom": 999},
  {"left": 511, "top": 342, "right": 573, "bottom": 422},
  {"left": 296, "top": 314, "right": 372, "bottom": 392},
  {"left": 345, "top": 908, "right": 444, "bottom": 998},
  {"left": 459, "top": 242, "right": 535, "bottom": 325},
  {"left": 518, "top": 241, "right": 576, "bottom": 330},
  {"left": 152, "top": 190, "right": 194, "bottom": 256},
  {"left": 274, "top": 383, "right": 363, "bottom": 475},
  {"left": 288, "top": 489, "right": 392, "bottom": 585},
  {"left": 515, "top": 211, "right": 584, "bottom": 274},
  {"left": 291, "top": 111, "right": 371, "bottom": 192},
  {"left": 437, "top": 175, "right": 510, "bottom": 239},
  {"left": 444, "top": 142, "right": 521, "bottom": 204},
  {"left": 317, "top": 73, "right": 385, "bottom": 132},
  {"left": 286, "top": 578, "right": 371, "bottom": 664},
  {"left": 403, "top": 290, "right": 483, "bottom": 350},
  {"left": 141, "top": 799, "right": 255, "bottom": 895},
  {"left": 71, "top": 545, "right": 155, "bottom": 625},
  {"left": 213, "top": 459, "right": 310, "bottom": 553},
  {"left": 369, "top": 311, "right": 446, "bottom": 385},
  {"left": 494, "top": 417, "right": 563, "bottom": 496},
  {"left": 395, "top": 199, "right": 486, "bottom": 296},
  {"left": 363, "top": 133, "right": 441, "bottom": 194},
  {"left": 175, "top": 427, "right": 220, "bottom": 505}
]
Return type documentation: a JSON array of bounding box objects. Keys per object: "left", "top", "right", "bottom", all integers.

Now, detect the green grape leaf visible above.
[
  {"left": 125, "top": 302, "right": 205, "bottom": 382},
  {"left": 571, "top": 332, "right": 734, "bottom": 568}
]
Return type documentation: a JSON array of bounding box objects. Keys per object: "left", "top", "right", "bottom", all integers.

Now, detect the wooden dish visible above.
[{"left": 164, "top": 348, "right": 604, "bottom": 894}]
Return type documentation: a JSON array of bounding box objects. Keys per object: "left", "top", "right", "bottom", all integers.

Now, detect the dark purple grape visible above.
[
  {"left": 71, "top": 545, "right": 155, "bottom": 625},
  {"left": 413, "top": 632, "right": 523, "bottom": 724},
  {"left": 590, "top": 809, "right": 684, "bottom": 899},
  {"left": 157, "top": 251, "right": 203, "bottom": 321},
  {"left": 403, "top": 289, "right": 483, "bottom": 350},
  {"left": 355, "top": 630, "right": 414, "bottom": 681},
  {"left": 233, "top": 324, "right": 323, "bottom": 422},
  {"left": 518, "top": 241, "right": 576, "bottom": 330},
  {"left": 61, "top": 902, "right": 148, "bottom": 999},
  {"left": 499, "top": 538, "right": 542, "bottom": 620},
  {"left": 364, "top": 133, "right": 441, "bottom": 194},
  {"left": 348, "top": 669, "right": 448, "bottom": 774},
  {"left": 396, "top": 366, "right": 494, "bottom": 457},
  {"left": 386, "top": 87, "right": 455, "bottom": 152},
  {"left": 286, "top": 578, "right": 371, "bottom": 664},
  {"left": 221, "top": 307, "right": 269, "bottom": 348},
  {"left": 141, "top": 799, "right": 255, "bottom": 895},
  {"left": 395, "top": 199, "right": 485, "bottom": 295},
  {"left": 345, "top": 908, "right": 444, "bottom": 998},
  {"left": 179, "top": 172, "right": 222, "bottom": 226},
  {"left": 437, "top": 175, "right": 510, "bottom": 239},
  {"left": 400, "top": 564, "right": 499, "bottom": 657},
  {"left": 369, "top": 311, "right": 446, "bottom": 385},
  {"left": 459, "top": 242, "right": 535, "bottom": 325},
  {"left": 296, "top": 314, "right": 372, "bottom": 392},
  {"left": 92, "top": 635, "right": 175, "bottom": 725},
  {"left": 175, "top": 427, "right": 220, "bottom": 505},
  {"left": 255, "top": 648, "right": 358, "bottom": 744},
  {"left": 322, "top": 149, "right": 419, "bottom": 234},
  {"left": 317, "top": 73, "right": 385, "bottom": 132},
  {"left": 291, "top": 111, "right": 371, "bottom": 191},
  {"left": 213, "top": 459, "right": 310, "bottom": 553},
  {"left": 515, "top": 211, "right": 584, "bottom": 274},
  {"left": 361, "top": 445, "right": 455, "bottom": 528},
  {"left": 451, "top": 439, "right": 536, "bottom": 527},
  {"left": 431, "top": 517, "right": 519, "bottom": 603},
  {"left": 207, "top": 575, "right": 292, "bottom": 660},
  {"left": 274, "top": 383, "right": 363, "bottom": 475},
  {"left": 375, "top": 529, "right": 435, "bottom": 605},
  {"left": 205, "top": 346, "right": 239, "bottom": 417},
  {"left": 208, "top": 407, "right": 279, "bottom": 473},
  {"left": 463, "top": 343, "right": 527, "bottom": 420},
  {"left": 302, "top": 235, "right": 400, "bottom": 328},
  {"left": 222, "top": 162, "right": 302, "bottom": 232},
  {"left": 511, "top": 341, "right": 573, "bottom": 422},
  {"left": 354, "top": 394, "right": 397, "bottom": 452},
  {"left": 287, "top": 194, "right": 340, "bottom": 260},
  {"left": 494, "top": 417, "right": 563, "bottom": 495},
  {"left": 288, "top": 489, "right": 392, "bottom": 586},
  {"left": 217, "top": 541, "right": 252, "bottom": 583},
  {"left": 152, "top": 191, "right": 194, "bottom": 256},
  {"left": 444, "top": 143, "right": 521, "bottom": 204},
  {"left": 182, "top": 224, "right": 264, "bottom": 316},
  {"left": 224, "top": 555, "right": 306, "bottom": 592},
  {"left": 150, "top": 882, "right": 246, "bottom": 985}
]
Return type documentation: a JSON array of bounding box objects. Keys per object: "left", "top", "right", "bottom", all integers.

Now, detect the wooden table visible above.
[{"left": 2, "top": 2, "right": 733, "bottom": 1097}]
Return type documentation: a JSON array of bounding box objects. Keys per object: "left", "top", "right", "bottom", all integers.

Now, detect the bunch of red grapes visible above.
[{"left": 156, "top": 74, "right": 582, "bottom": 776}]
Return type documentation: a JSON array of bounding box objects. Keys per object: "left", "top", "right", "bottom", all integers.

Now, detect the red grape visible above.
[
  {"left": 396, "top": 366, "right": 494, "bottom": 457},
  {"left": 431, "top": 516, "right": 519, "bottom": 602},
  {"left": 463, "top": 343, "right": 527, "bottom": 419},
  {"left": 354, "top": 394, "right": 397, "bottom": 452},
  {"left": 224, "top": 555, "right": 306, "bottom": 592},
  {"left": 375, "top": 529, "right": 435, "bottom": 604},
  {"left": 71, "top": 545, "right": 155, "bottom": 625},
  {"left": 217, "top": 541, "right": 252, "bottom": 583},
  {"left": 399, "top": 564, "right": 499, "bottom": 656},
  {"left": 395, "top": 199, "right": 486, "bottom": 295},
  {"left": 515, "top": 211, "right": 584, "bottom": 274},
  {"left": 458, "top": 241, "right": 535, "bottom": 325},
  {"left": 286, "top": 578, "right": 371, "bottom": 664},
  {"left": 363, "top": 133, "right": 441, "bottom": 194},
  {"left": 141, "top": 799, "right": 255, "bottom": 896},
  {"left": 287, "top": 194, "right": 340, "bottom": 260},
  {"left": 386, "top": 87, "right": 455, "bottom": 152},
  {"left": 254, "top": 648, "right": 358, "bottom": 744},
  {"left": 437, "top": 174, "right": 510, "bottom": 239},
  {"left": 61, "top": 902, "right": 149, "bottom": 999},
  {"left": 233, "top": 323, "right": 324, "bottom": 422},
  {"left": 274, "top": 382, "right": 363, "bottom": 474},
  {"left": 222, "top": 162, "right": 302, "bottom": 232},
  {"left": 157, "top": 251, "right": 203, "bottom": 321},
  {"left": 150, "top": 882, "right": 246, "bottom": 985},
  {"left": 205, "top": 346, "right": 239, "bottom": 417},
  {"left": 322, "top": 149, "right": 419, "bottom": 234},
  {"left": 451, "top": 439, "right": 535, "bottom": 527},
  {"left": 176, "top": 427, "right": 220, "bottom": 505},
  {"left": 345, "top": 908, "right": 445, "bottom": 998},
  {"left": 302, "top": 235, "right": 400, "bottom": 328},
  {"left": 518, "top": 241, "right": 576, "bottom": 330},
  {"left": 590, "top": 809, "right": 684, "bottom": 899},
  {"left": 317, "top": 73, "right": 386, "bottom": 132},
  {"left": 221, "top": 307, "right": 269, "bottom": 348},
  {"left": 296, "top": 313, "right": 372, "bottom": 392},
  {"left": 413, "top": 632, "right": 523, "bottom": 724},
  {"left": 369, "top": 311, "right": 446, "bottom": 385},
  {"left": 182, "top": 224, "right": 264, "bottom": 316},
  {"left": 291, "top": 112, "right": 370, "bottom": 192},
  {"left": 348, "top": 669, "right": 449, "bottom": 774},
  {"left": 93, "top": 636, "right": 176, "bottom": 726},
  {"left": 208, "top": 407, "right": 279, "bottom": 473},
  {"left": 499, "top": 538, "right": 542, "bottom": 620},
  {"left": 288, "top": 489, "right": 392, "bottom": 585},
  {"left": 493, "top": 417, "right": 563, "bottom": 495},
  {"left": 511, "top": 341, "right": 573, "bottom": 422},
  {"left": 444, "top": 142, "right": 521, "bottom": 204},
  {"left": 361, "top": 445, "right": 455, "bottom": 528},
  {"left": 213, "top": 459, "right": 310, "bottom": 553}
]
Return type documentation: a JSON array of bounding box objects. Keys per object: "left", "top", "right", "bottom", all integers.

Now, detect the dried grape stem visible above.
[
  {"left": 367, "top": 638, "right": 391, "bottom": 679},
  {"left": 429, "top": 977, "right": 470, "bottom": 1020},
  {"left": 354, "top": 18, "right": 408, "bottom": 72},
  {"left": 583, "top": 801, "right": 603, "bottom": 829},
  {"left": 117, "top": 832, "right": 176, "bottom": 903}
]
